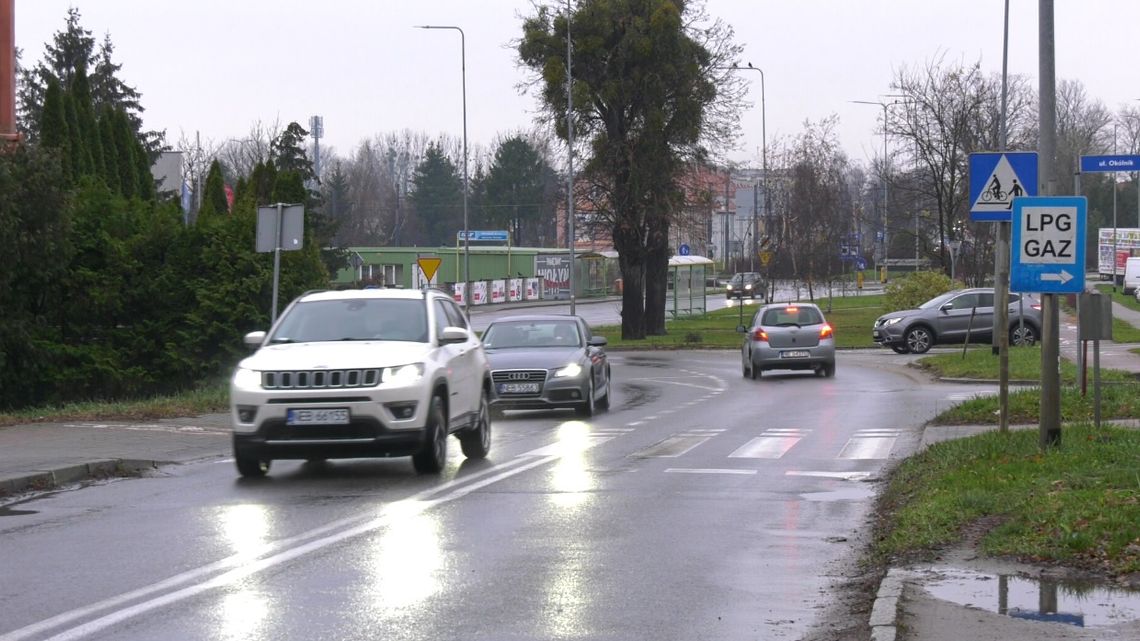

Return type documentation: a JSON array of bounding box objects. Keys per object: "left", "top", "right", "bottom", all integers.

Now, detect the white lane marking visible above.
[
  {"left": 634, "top": 435, "right": 712, "bottom": 458},
  {"left": 627, "top": 377, "right": 723, "bottom": 392},
  {"left": 627, "top": 421, "right": 645, "bottom": 427},
  {"left": 785, "top": 471, "right": 874, "bottom": 481},
  {"left": 947, "top": 390, "right": 997, "bottom": 401},
  {"left": 837, "top": 436, "right": 897, "bottom": 460},
  {"left": 665, "top": 468, "right": 757, "bottom": 475},
  {"left": 520, "top": 435, "right": 617, "bottom": 457},
  {"left": 1, "top": 454, "right": 555, "bottom": 641},
  {"left": 729, "top": 436, "right": 801, "bottom": 459}
]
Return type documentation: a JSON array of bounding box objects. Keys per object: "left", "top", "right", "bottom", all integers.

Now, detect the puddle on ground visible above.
[
  {"left": 799, "top": 486, "right": 875, "bottom": 502},
  {"left": 923, "top": 567, "right": 1140, "bottom": 628}
]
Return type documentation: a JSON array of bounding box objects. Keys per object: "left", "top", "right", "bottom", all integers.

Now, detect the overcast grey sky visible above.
[{"left": 15, "top": 1, "right": 1140, "bottom": 168}]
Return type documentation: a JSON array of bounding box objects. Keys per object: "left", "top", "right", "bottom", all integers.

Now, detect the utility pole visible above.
[
  {"left": 309, "top": 115, "right": 323, "bottom": 186},
  {"left": 995, "top": 0, "right": 1012, "bottom": 433},
  {"left": 566, "top": 0, "right": 576, "bottom": 315},
  {"left": 0, "top": 0, "right": 17, "bottom": 147},
  {"left": 1038, "top": 0, "right": 1061, "bottom": 449}
]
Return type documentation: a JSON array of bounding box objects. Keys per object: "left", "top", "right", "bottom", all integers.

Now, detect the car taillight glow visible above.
[
  {"left": 1031, "top": 304, "right": 1042, "bottom": 311},
  {"left": 819, "top": 324, "right": 834, "bottom": 339},
  {"left": 753, "top": 329, "right": 768, "bottom": 342}
]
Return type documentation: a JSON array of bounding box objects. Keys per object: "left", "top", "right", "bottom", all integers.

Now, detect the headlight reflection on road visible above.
[
  {"left": 549, "top": 421, "right": 596, "bottom": 508},
  {"left": 217, "top": 504, "right": 272, "bottom": 560},
  {"left": 218, "top": 589, "right": 269, "bottom": 641},
  {"left": 366, "top": 501, "right": 444, "bottom": 613}
]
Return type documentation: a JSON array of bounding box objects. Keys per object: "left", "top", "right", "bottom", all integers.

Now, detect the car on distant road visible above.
[
  {"left": 229, "top": 287, "right": 493, "bottom": 478},
  {"left": 726, "top": 271, "right": 765, "bottom": 300},
  {"left": 481, "top": 314, "right": 611, "bottom": 417},
  {"left": 740, "top": 302, "right": 836, "bottom": 379},
  {"left": 872, "top": 287, "right": 1041, "bottom": 355}
]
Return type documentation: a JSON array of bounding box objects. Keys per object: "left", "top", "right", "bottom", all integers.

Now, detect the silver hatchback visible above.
[{"left": 739, "top": 303, "right": 836, "bottom": 379}]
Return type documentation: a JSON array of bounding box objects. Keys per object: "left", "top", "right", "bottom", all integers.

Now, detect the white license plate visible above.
[
  {"left": 781, "top": 350, "right": 810, "bottom": 359},
  {"left": 286, "top": 408, "right": 350, "bottom": 425},
  {"left": 499, "top": 382, "right": 541, "bottom": 394}
]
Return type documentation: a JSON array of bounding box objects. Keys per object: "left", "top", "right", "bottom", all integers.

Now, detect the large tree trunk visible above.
[
  {"left": 614, "top": 220, "right": 646, "bottom": 340},
  {"left": 644, "top": 215, "right": 670, "bottom": 335}
]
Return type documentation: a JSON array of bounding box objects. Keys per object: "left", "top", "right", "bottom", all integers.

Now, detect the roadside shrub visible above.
[{"left": 884, "top": 271, "right": 957, "bottom": 311}]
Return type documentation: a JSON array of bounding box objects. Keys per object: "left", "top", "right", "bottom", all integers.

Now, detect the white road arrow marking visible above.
[{"left": 1041, "top": 269, "right": 1073, "bottom": 283}]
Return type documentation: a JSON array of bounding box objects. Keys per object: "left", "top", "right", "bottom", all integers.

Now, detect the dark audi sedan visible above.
[{"left": 482, "top": 314, "right": 611, "bottom": 417}]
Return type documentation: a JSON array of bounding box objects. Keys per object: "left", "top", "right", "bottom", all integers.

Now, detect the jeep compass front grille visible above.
[{"left": 261, "top": 369, "right": 381, "bottom": 389}]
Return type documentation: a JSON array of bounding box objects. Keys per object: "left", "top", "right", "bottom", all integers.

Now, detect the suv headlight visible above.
[
  {"left": 382, "top": 363, "right": 425, "bottom": 385},
  {"left": 883, "top": 317, "right": 903, "bottom": 326},
  {"left": 232, "top": 367, "right": 262, "bottom": 391},
  {"left": 554, "top": 362, "right": 583, "bottom": 378}
]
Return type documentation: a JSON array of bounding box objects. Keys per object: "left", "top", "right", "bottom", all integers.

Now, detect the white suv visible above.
[{"left": 229, "top": 288, "right": 492, "bottom": 477}]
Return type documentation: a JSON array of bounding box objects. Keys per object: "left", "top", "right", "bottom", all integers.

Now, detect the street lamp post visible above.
[
  {"left": 725, "top": 64, "right": 766, "bottom": 298},
  {"left": 851, "top": 98, "right": 909, "bottom": 273},
  {"left": 416, "top": 25, "right": 470, "bottom": 312}
]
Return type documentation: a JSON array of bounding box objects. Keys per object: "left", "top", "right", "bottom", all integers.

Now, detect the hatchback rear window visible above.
[{"left": 761, "top": 307, "right": 823, "bottom": 326}]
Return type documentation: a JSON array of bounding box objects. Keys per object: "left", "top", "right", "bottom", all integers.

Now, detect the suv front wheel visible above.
[
  {"left": 234, "top": 445, "right": 271, "bottom": 478},
  {"left": 459, "top": 388, "right": 492, "bottom": 459},
  {"left": 413, "top": 395, "right": 448, "bottom": 474},
  {"left": 905, "top": 326, "right": 934, "bottom": 354}
]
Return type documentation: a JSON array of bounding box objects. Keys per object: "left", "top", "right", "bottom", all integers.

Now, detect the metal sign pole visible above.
[{"left": 270, "top": 202, "right": 283, "bottom": 325}]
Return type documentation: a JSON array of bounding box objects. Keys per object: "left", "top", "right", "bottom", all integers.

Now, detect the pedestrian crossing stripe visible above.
[{"left": 969, "top": 151, "right": 1038, "bottom": 222}]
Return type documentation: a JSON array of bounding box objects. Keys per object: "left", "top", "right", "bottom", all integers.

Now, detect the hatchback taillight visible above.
[
  {"left": 819, "top": 324, "right": 834, "bottom": 339},
  {"left": 1031, "top": 304, "right": 1042, "bottom": 311},
  {"left": 753, "top": 329, "right": 768, "bottom": 342}
]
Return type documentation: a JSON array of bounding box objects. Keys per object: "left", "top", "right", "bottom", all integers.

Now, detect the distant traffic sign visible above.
[
  {"left": 417, "top": 257, "right": 442, "bottom": 282},
  {"left": 1080, "top": 154, "right": 1140, "bottom": 173},
  {"left": 1010, "top": 196, "right": 1087, "bottom": 294},
  {"left": 969, "top": 152, "right": 1038, "bottom": 222},
  {"left": 679, "top": 243, "right": 691, "bottom": 256},
  {"left": 759, "top": 250, "right": 773, "bottom": 267},
  {"left": 457, "top": 230, "right": 510, "bottom": 242}
]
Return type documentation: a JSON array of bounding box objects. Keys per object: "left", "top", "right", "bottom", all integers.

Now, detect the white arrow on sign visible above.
[{"left": 1040, "top": 269, "right": 1074, "bottom": 284}]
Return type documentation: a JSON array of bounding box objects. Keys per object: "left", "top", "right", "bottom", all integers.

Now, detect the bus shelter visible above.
[{"left": 669, "top": 255, "right": 713, "bottom": 318}]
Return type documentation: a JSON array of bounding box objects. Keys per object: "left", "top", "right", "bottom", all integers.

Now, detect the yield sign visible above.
[
  {"left": 417, "top": 257, "right": 442, "bottom": 282},
  {"left": 969, "top": 152, "right": 1038, "bottom": 222}
]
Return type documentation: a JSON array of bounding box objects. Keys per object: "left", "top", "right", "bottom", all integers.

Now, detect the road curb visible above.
[
  {"left": 869, "top": 567, "right": 910, "bottom": 641},
  {"left": 0, "top": 459, "right": 160, "bottom": 498}
]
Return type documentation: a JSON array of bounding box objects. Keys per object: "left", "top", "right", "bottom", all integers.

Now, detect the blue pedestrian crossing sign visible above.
[
  {"left": 1010, "top": 196, "right": 1086, "bottom": 294},
  {"left": 969, "top": 152, "right": 1038, "bottom": 222}
]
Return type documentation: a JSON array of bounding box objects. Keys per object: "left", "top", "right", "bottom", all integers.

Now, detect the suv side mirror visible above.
[
  {"left": 939, "top": 304, "right": 953, "bottom": 313},
  {"left": 736, "top": 324, "right": 748, "bottom": 333},
  {"left": 440, "top": 326, "right": 470, "bottom": 344},
  {"left": 243, "top": 331, "right": 266, "bottom": 349}
]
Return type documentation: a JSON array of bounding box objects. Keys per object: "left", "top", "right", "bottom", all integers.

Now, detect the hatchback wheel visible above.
[{"left": 905, "top": 326, "right": 933, "bottom": 354}]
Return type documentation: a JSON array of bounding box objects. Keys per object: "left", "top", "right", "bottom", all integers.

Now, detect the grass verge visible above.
[
  {"left": 0, "top": 383, "right": 229, "bottom": 427},
  {"left": 875, "top": 423, "right": 1140, "bottom": 577},
  {"left": 929, "top": 379, "right": 1140, "bottom": 425},
  {"left": 1095, "top": 283, "right": 1140, "bottom": 313},
  {"left": 593, "top": 294, "right": 885, "bottom": 350}
]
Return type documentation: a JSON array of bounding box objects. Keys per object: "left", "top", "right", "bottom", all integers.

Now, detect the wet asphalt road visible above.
[{"left": 0, "top": 349, "right": 997, "bottom": 641}]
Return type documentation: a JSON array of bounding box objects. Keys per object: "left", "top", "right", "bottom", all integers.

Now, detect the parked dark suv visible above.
[
  {"left": 872, "top": 287, "right": 1041, "bottom": 354},
  {"left": 726, "top": 272, "right": 765, "bottom": 300}
]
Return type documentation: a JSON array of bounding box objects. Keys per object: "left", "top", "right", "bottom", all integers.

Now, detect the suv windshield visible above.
[{"left": 269, "top": 298, "right": 429, "bottom": 343}]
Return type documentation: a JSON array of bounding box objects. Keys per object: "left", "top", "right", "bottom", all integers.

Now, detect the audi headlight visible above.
[
  {"left": 744, "top": 284, "right": 752, "bottom": 290},
  {"left": 883, "top": 317, "right": 903, "bottom": 326},
  {"left": 232, "top": 367, "right": 262, "bottom": 391},
  {"left": 554, "top": 362, "right": 583, "bottom": 378},
  {"left": 382, "top": 363, "right": 425, "bottom": 385},
  {"left": 726, "top": 284, "right": 733, "bottom": 290}
]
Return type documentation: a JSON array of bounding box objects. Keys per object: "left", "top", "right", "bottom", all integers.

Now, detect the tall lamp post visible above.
[
  {"left": 416, "top": 25, "right": 470, "bottom": 312},
  {"left": 722, "top": 64, "right": 766, "bottom": 297},
  {"left": 851, "top": 98, "right": 908, "bottom": 273}
]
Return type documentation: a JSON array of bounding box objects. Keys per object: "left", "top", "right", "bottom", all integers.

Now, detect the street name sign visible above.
[
  {"left": 969, "top": 151, "right": 1038, "bottom": 222},
  {"left": 457, "top": 230, "right": 510, "bottom": 242},
  {"left": 1010, "top": 196, "right": 1087, "bottom": 294},
  {"left": 1080, "top": 154, "right": 1140, "bottom": 173}
]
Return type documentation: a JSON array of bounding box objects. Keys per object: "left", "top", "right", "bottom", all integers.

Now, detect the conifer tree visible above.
[
  {"left": 71, "top": 62, "right": 104, "bottom": 180},
  {"left": 201, "top": 160, "right": 228, "bottom": 218},
  {"left": 97, "top": 106, "right": 119, "bottom": 190},
  {"left": 112, "top": 108, "right": 137, "bottom": 198},
  {"left": 39, "top": 77, "right": 71, "bottom": 181}
]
